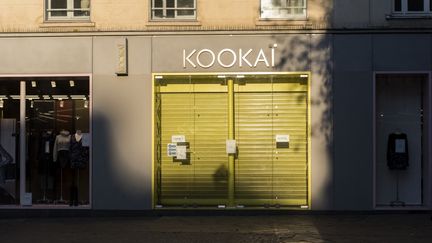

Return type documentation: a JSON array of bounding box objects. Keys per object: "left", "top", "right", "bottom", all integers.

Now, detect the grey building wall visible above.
[
  {"left": 0, "top": 37, "right": 92, "bottom": 74},
  {"left": 2, "top": 32, "right": 430, "bottom": 210},
  {"left": 333, "top": 33, "right": 432, "bottom": 210},
  {"left": 92, "top": 36, "right": 153, "bottom": 210},
  {"left": 333, "top": 1, "right": 432, "bottom": 28},
  {"left": 333, "top": 35, "right": 373, "bottom": 210}
]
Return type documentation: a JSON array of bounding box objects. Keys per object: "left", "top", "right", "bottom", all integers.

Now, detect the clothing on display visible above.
[
  {"left": 387, "top": 132, "right": 409, "bottom": 170},
  {"left": 38, "top": 131, "right": 55, "bottom": 173},
  {"left": 70, "top": 131, "right": 88, "bottom": 169},
  {"left": 53, "top": 130, "right": 71, "bottom": 168}
]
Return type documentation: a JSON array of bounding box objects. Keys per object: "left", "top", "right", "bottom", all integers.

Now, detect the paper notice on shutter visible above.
[
  {"left": 167, "top": 143, "right": 177, "bottom": 157},
  {"left": 172, "top": 135, "right": 186, "bottom": 143},
  {"left": 176, "top": 145, "right": 187, "bottom": 160}
]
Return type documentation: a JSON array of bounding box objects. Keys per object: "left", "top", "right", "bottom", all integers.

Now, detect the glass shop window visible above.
[
  {"left": 0, "top": 77, "right": 90, "bottom": 207},
  {"left": 393, "top": 0, "right": 432, "bottom": 13},
  {"left": 46, "top": 0, "right": 90, "bottom": 20},
  {"left": 260, "top": 0, "right": 307, "bottom": 19},
  {"left": 151, "top": 0, "right": 196, "bottom": 19}
]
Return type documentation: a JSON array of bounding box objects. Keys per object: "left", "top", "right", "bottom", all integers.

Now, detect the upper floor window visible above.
[
  {"left": 46, "top": 0, "right": 90, "bottom": 20},
  {"left": 151, "top": 0, "right": 196, "bottom": 20},
  {"left": 393, "top": 0, "right": 431, "bottom": 14},
  {"left": 260, "top": 0, "right": 307, "bottom": 19}
]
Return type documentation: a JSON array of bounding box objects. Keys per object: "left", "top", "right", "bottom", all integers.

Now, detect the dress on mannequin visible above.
[
  {"left": 70, "top": 130, "right": 88, "bottom": 169},
  {"left": 69, "top": 130, "right": 88, "bottom": 206}
]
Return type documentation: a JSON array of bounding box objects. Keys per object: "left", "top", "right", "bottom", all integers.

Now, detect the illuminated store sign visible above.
[{"left": 183, "top": 45, "right": 277, "bottom": 68}]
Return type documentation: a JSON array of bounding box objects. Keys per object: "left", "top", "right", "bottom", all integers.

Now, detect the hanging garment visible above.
[
  {"left": 70, "top": 134, "right": 88, "bottom": 169},
  {"left": 387, "top": 133, "right": 409, "bottom": 170},
  {"left": 38, "top": 131, "right": 55, "bottom": 173}
]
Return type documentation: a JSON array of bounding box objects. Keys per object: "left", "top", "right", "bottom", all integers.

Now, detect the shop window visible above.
[
  {"left": 393, "top": 0, "right": 432, "bottom": 14},
  {"left": 0, "top": 77, "right": 90, "bottom": 207},
  {"left": 151, "top": 0, "right": 196, "bottom": 20},
  {"left": 375, "top": 73, "right": 430, "bottom": 208},
  {"left": 260, "top": 0, "right": 307, "bottom": 19},
  {"left": 46, "top": 0, "right": 90, "bottom": 20}
]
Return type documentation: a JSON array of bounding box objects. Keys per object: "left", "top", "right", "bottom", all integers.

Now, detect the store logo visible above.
[{"left": 183, "top": 46, "right": 277, "bottom": 69}]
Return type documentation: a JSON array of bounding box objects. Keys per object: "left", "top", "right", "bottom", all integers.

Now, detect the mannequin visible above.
[
  {"left": 53, "top": 129, "right": 71, "bottom": 204},
  {"left": 37, "top": 130, "right": 55, "bottom": 203},
  {"left": 69, "top": 129, "right": 88, "bottom": 206}
]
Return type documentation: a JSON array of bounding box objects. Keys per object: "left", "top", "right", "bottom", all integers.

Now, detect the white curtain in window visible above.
[{"left": 261, "top": 0, "right": 306, "bottom": 18}]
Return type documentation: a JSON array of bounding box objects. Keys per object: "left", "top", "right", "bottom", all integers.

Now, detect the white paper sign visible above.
[
  {"left": 22, "top": 193, "right": 32, "bottom": 206},
  {"left": 395, "top": 139, "right": 406, "bottom": 153},
  {"left": 226, "top": 140, "right": 237, "bottom": 154},
  {"left": 167, "top": 143, "right": 177, "bottom": 157},
  {"left": 172, "top": 135, "right": 186, "bottom": 143},
  {"left": 82, "top": 133, "right": 91, "bottom": 147},
  {"left": 276, "top": 134, "right": 290, "bottom": 143},
  {"left": 176, "top": 145, "right": 187, "bottom": 160}
]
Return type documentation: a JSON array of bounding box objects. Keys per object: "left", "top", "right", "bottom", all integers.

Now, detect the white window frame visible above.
[
  {"left": 46, "top": 0, "right": 90, "bottom": 21},
  {"left": 151, "top": 0, "right": 197, "bottom": 20},
  {"left": 260, "top": 0, "right": 307, "bottom": 20},
  {"left": 393, "top": 0, "right": 431, "bottom": 14}
]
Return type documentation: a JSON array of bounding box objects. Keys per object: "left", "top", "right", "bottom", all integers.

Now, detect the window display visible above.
[{"left": 0, "top": 77, "right": 90, "bottom": 207}]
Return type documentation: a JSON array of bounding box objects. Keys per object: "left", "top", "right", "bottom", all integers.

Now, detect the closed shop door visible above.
[
  {"left": 234, "top": 77, "right": 309, "bottom": 207},
  {"left": 155, "top": 74, "right": 310, "bottom": 208},
  {"left": 157, "top": 78, "right": 229, "bottom": 206}
]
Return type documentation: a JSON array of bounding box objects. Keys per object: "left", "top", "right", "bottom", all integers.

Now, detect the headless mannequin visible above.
[
  {"left": 53, "top": 129, "right": 70, "bottom": 204},
  {"left": 69, "top": 130, "right": 87, "bottom": 206}
]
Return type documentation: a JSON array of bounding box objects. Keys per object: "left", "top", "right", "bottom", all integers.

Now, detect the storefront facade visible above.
[{"left": 0, "top": 32, "right": 431, "bottom": 211}]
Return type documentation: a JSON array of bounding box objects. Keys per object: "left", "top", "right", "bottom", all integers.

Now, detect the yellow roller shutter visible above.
[
  {"left": 155, "top": 74, "right": 310, "bottom": 208},
  {"left": 272, "top": 92, "right": 308, "bottom": 206},
  {"left": 234, "top": 89, "right": 308, "bottom": 207},
  {"left": 235, "top": 92, "right": 273, "bottom": 204},
  {"left": 159, "top": 91, "right": 228, "bottom": 206}
]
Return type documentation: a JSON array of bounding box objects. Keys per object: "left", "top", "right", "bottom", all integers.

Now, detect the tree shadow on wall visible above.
[{"left": 270, "top": 1, "right": 334, "bottom": 210}]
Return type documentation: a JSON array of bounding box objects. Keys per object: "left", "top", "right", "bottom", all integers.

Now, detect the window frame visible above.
[
  {"left": 45, "top": 0, "right": 91, "bottom": 21},
  {"left": 260, "top": 0, "right": 307, "bottom": 20},
  {"left": 151, "top": 0, "right": 197, "bottom": 20},
  {"left": 393, "top": 0, "right": 432, "bottom": 15}
]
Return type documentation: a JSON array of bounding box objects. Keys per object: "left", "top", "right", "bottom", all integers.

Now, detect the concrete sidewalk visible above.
[{"left": 1, "top": 214, "right": 431, "bottom": 243}]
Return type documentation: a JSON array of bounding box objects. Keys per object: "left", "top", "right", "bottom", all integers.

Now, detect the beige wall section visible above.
[
  {"left": 0, "top": 0, "right": 42, "bottom": 31},
  {"left": 0, "top": 0, "right": 331, "bottom": 32},
  {"left": 0, "top": 37, "right": 92, "bottom": 74},
  {"left": 92, "top": 0, "right": 148, "bottom": 29},
  {"left": 198, "top": 0, "right": 258, "bottom": 26},
  {"left": 92, "top": 36, "right": 152, "bottom": 209}
]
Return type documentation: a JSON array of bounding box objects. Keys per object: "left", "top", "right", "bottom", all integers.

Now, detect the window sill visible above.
[
  {"left": 386, "top": 13, "right": 432, "bottom": 20},
  {"left": 256, "top": 18, "right": 309, "bottom": 26},
  {"left": 39, "top": 22, "right": 96, "bottom": 28},
  {"left": 146, "top": 20, "right": 201, "bottom": 26}
]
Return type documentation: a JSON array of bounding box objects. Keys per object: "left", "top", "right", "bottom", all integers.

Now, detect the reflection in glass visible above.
[
  {"left": 26, "top": 78, "right": 90, "bottom": 206},
  {"left": 51, "top": 0, "right": 68, "bottom": 16},
  {"left": 408, "top": 0, "right": 424, "bottom": 11},
  {"left": 0, "top": 81, "right": 19, "bottom": 205}
]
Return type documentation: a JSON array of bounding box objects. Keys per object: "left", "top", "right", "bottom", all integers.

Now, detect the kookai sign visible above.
[{"left": 183, "top": 45, "right": 277, "bottom": 69}]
